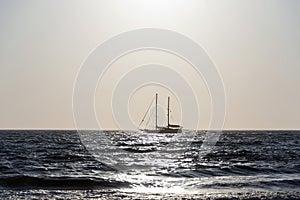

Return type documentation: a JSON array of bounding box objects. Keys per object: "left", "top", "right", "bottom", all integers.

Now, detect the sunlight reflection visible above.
[
  {"left": 116, "top": 173, "right": 191, "bottom": 194},
  {"left": 123, "top": 185, "right": 186, "bottom": 194}
]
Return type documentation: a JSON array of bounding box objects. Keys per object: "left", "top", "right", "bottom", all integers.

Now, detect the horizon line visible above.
[{"left": 0, "top": 128, "right": 299, "bottom": 131}]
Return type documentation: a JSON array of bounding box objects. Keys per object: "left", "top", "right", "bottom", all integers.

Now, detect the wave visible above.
[
  {"left": 0, "top": 130, "right": 299, "bottom": 193},
  {"left": 122, "top": 147, "right": 157, "bottom": 153},
  {"left": 200, "top": 178, "right": 300, "bottom": 190},
  {"left": 0, "top": 175, "right": 128, "bottom": 190}
]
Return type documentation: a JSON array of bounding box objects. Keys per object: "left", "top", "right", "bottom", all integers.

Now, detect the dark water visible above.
[{"left": 0, "top": 130, "right": 300, "bottom": 199}]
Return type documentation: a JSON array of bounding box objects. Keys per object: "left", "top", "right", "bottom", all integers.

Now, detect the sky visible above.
[{"left": 0, "top": 0, "right": 300, "bottom": 130}]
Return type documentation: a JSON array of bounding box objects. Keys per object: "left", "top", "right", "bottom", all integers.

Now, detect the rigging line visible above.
[
  {"left": 138, "top": 95, "right": 156, "bottom": 128},
  {"left": 145, "top": 109, "right": 154, "bottom": 129}
]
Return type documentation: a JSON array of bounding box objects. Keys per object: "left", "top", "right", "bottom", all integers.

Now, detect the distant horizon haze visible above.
[{"left": 0, "top": 0, "right": 300, "bottom": 130}]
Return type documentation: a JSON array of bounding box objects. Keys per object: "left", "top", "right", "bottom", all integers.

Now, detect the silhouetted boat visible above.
[{"left": 140, "top": 93, "right": 182, "bottom": 133}]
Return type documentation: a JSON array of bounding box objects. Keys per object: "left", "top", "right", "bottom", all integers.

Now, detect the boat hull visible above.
[{"left": 141, "top": 127, "right": 182, "bottom": 133}]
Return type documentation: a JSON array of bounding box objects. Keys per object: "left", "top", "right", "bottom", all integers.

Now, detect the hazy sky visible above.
[{"left": 0, "top": 0, "right": 300, "bottom": 130}]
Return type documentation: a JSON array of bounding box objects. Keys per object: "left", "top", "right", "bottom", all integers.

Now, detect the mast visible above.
[
  {"left": 155, "top": 93, "right": 158, "bottom": 130},
  {"left": 167, "top": 96, "right": 170, "bottom": 127}
]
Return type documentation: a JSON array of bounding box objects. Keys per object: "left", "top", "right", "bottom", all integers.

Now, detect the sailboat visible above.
[{"left": 139, "top": 93, "right": 182, "bottom": 133}]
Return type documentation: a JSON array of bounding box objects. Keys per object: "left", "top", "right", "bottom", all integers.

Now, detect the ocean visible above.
[{"left": 0, "top": 130, "right": 299, "bottom": 199}]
